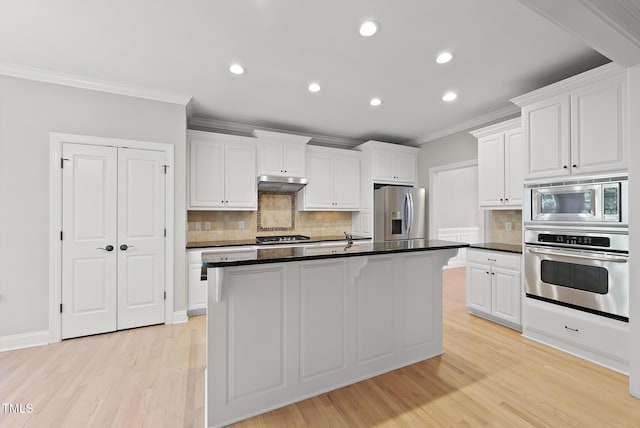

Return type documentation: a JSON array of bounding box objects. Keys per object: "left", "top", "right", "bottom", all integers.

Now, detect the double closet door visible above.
[{"left": 61, "top": 143, "right": 166, "bottom": 339}]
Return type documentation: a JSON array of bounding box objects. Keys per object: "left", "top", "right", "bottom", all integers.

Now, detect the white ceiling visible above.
[{"left": 0, "top": 0, "right": 611, "bottom": 144}]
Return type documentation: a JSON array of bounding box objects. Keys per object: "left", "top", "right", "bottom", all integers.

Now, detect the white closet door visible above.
[
  {"left": 61, "top": 143, "right": 118, "bottom": 339},
  {"left": 117, "top": 148, "right": 166, "bottom": 329}
]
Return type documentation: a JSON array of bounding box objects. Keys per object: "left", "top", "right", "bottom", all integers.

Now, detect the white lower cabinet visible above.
[
  {"left": 186, "top": 247, "right": 257, "bottom": 314},
  {"left": 522, "top": 297, "right": 629, "bottom": 374},
  {"left": 466, "top": 249, "right": 521, "bottom": 330}
]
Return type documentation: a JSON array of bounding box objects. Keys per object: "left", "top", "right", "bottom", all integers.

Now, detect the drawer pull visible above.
[
  {"left": 564, "top": 325, "right": 579, "bottom": 333},
  {"left": 487, "top": 258, "right": 496, "bottom": 262}
]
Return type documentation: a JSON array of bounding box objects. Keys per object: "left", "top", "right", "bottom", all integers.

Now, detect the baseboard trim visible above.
[
  {"left": 172, "top": 310, "right": 188, "bottom": 324},
  {"left": 0, "top": 330, "right": 49, "bottom": 353}
]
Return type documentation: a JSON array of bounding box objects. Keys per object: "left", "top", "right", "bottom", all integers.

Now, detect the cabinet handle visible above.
[
  {"left": 486, "top": 271, "right": 490, "bottom": 274},
  {"left": 491, "top": 272, "right": 495, "bottom": 275},
  {"left": 487, "top": 258, "right": 496, "bottom": 262},
  {"left": 97, "top": 245, "right": 114, "bottom": 252},
  {"left": 564, "top": 325, "right": 579, "bottom": 333},
  {"left": 572, "top": 164, "right": 577, "bottom": 168},
  {"left": 563, "top": 165, "right": 568, "bottom": 169}
]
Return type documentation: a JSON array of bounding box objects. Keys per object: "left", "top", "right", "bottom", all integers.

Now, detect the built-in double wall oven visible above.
[{"left": 523, "top": 174, "right": 629, "bottom": 322}]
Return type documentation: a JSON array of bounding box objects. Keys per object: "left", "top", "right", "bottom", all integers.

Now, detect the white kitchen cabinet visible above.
[
  {"left": 523, "top": 297, "right": 629, "bottom": 374},
  {"left": 471, "top": 118, "right": 523, "bottom": 208},
  {"left": 298, "top": 146, "right": 360, "bottom": 211},
  {"left": 254, "top": 130, "right": 310, "bottom": 178},
  {"left": 512, "top": 63, "right": 627, "bottom": 179},
  {"left": 466, "top": 248, "right": 521, "bottom": 330},
  {"left": 187, "top": 247, "right": 258, "bottom": 313},
  {"left": 352, "top": 141, "right": 419, "bottom": 237},
  {"left": 188, "top": 130, "right": 257, "bottom": 210}
]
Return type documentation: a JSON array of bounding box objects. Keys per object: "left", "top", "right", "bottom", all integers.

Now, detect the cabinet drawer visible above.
[
  {"left": 467, "top": 249, "right": 520, "bottom": 270},
  {"left": 524, "top": 298, "right": 629, "bottom": 365}
]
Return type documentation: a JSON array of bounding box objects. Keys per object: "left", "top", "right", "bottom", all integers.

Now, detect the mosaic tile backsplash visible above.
[
  {"left": 188, "top": 192, "right": 353, "bottom": 243},
  {"left": 487, "top": 210, "right": 522, "bottom": 245}
]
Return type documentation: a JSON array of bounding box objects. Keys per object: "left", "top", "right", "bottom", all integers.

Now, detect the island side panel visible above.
[{"left": 207, "top": 249, "right": 457, "bottom": 428}]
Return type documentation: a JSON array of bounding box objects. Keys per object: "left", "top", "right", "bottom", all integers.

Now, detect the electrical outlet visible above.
[
  {"left": 204, "top": 221, "right": 212, "bottom": 230},
  {"left": 238, "top": 221, "right": 245, "bottom": 229},
  {"left": 194, "top": 221, "right": 202, "bottom": 231},
  {"left": 505, "top": 222, "right": 512, "bottom": 232}
]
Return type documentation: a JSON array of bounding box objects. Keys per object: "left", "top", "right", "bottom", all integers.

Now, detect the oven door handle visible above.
[{"left": 527, "top": 247, "right": 628, "bottom": 263}]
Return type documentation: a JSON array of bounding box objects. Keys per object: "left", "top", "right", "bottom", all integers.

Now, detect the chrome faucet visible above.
[{"left": 344, "top": 231, "right": 353, "bottom": 246}]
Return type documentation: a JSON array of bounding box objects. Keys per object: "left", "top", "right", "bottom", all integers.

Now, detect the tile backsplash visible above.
[
  {"left": 486, "top": 210, "right": 522, "bottom": 245},
  {"left": 188, "top": 192, "right": 352, "bottom": 243}
]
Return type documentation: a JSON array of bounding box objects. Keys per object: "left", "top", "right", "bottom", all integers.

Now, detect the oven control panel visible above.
[{"left": 537, "top": 233, "right": 610, "bottom": 248}]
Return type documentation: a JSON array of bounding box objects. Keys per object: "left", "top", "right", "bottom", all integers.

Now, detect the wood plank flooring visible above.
[{"left": 1, "top": 267, "right": 639, "bottom": 427}]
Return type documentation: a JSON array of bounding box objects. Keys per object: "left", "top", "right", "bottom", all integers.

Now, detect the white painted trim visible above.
[
  {"left": 0, "top": 62, "right": 192, "bottom": 106},
  {"left": 511, "top": 62, "right": 625, "bottom": 106},
  {"left": 172, "top": 311, "right": 188, "bottom": 324},
  {"left": 408, "top": 105, "right": 520, "bottom": 145},
  {"left": 428, "top": 159, "right": 481, "bottom": 241},
  {"left": 469, "top": 117, "right": 521, "bottom": 138},
  {"left": 0, "top": 331, "right": 48, "bottom": 353},
  {"left": 49, "top": 133, "right": 176, "bottom": 343}
]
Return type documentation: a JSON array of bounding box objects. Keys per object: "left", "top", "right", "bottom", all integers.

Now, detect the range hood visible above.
[{"left": 257, "top": 175, "right": 308, "bottom": 192}]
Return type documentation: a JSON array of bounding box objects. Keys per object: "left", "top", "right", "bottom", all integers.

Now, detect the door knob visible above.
[
  {"left": 120, "top": 244, "right": 134, "bottom": 251},
  {"left": 97, "top": 245, "right": 114, "bottom": 252}
]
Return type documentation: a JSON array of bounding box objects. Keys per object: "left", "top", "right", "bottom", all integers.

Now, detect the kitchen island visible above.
[{"left": 203, "top": 240, "right": 467, "bottom": 427}]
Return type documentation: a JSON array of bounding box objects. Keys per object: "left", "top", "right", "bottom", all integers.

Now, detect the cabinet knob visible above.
[
  {"left": 505, "top": 198, "right": 509, "bottom": 202},
  {"left": 572, "top": 164, "right": 577, "bottom": 168},
  {"left": 563, "top": 165, "right": 568, "bottom": 169},
  {"left": 284, "top": 170, "right": 287, "bottom": 173},
  {"left": 499, "top": 198, "right": 503, "bottom": 202}
]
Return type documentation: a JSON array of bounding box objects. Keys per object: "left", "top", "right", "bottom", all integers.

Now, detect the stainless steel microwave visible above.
[{"left": 524, "top": 176, "right": 628, "bottom": 226}]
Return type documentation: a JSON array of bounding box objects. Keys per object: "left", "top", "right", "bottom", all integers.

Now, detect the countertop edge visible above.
[
  {"left": 468, "top": 243, "right": 523, "bottom": 254},
  {"left": 203, "top": 243, "right": 468, "bottom": 268}
]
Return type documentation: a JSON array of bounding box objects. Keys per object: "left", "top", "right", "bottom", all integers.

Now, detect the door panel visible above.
[
  {"left": 62, "top": 143, "right": 118, "bottom": 339},
  {"left": 117, "top": 148, "right": 165, "bottom": 329}
]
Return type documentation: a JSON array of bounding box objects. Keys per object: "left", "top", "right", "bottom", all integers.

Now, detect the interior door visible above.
[
  {"left": 117, "top": 148, "right": 166, "bottom": 329},
  {"left": 61, "top": 143, "right": 118, "bottom": 339},
  {"left": 61, "top": 144, "right": 165, "bottom": 339}
]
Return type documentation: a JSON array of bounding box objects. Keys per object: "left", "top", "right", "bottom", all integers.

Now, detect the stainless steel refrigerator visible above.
[{"left": 374, "top": 186, "right": 426, "bottom": 242}]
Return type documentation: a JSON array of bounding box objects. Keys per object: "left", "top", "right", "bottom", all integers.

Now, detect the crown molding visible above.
[
  {"left": 511, "top": 62, "right": 624, "bottom": 107},
  {"left": 407, "top": 105, "right": 520, "bottom": 145},
  {"left": 469, "top": 117, "right": 522, "bottom": 138},
  {"left": 188, "top": 116, "right": 363, "bottom": 148},
  {"left": 0, "top": 62, "right": 192, "bottom": 106}
]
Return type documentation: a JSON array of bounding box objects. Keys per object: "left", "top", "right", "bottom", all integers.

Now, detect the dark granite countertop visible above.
[
  {"left": 202, "top": 239, "right": 468, "bottom": 269},
  {"left": 468, "top": 242, "right": 522, "bottom": 254},
  {"left": 187, "top": 234, "right": 372, "bottom": 249}
]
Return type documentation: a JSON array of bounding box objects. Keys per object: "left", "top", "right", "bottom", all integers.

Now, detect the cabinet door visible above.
[
  {"left": 477, "top": 134, "right": 505, "bottom": 207},
  {"left": 523, "top": 95, "right": 570, "bottom": 179},
  {"left": 304, "top": 151, "right": 334, "bottom": 208},
  {"left": 224, "top": 143, "right": 257, "bottom": 209},
  {"left": 504, "top": 129, "right": 524, "bottom": 206},
  {"left": 371, "top": 150, "right": 395, "bottom": 182},
  {"left": 393, "top": 152, "right": 417, "bottom": 185},
  {"left": 282, "top": 142, "right": 306, "bottom": 177},
  {"left": 188, "top": 263, "right": 207, "bottom": 310},
  {"left": 571, "top": 78, "right": 627, "bottom": 175},
  {"left": 258, "top": 140, "right": 284, "bottom": 176},
  {"left": 189, "top": 140, "right": 225, "bottom": 208},
  {"left": 333, "top": 155, "right": 360, "bottom": 209},
  {"left": 491, "top": 267, "right": 521, "bottom": 325},
  {"left": 466, "top": 263, "right": 492, "bottom": 313}
]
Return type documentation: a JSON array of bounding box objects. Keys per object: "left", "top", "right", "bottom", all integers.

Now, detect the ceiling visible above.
[{"left": 0, "top": 0, "right": 612, "bottom": 145}]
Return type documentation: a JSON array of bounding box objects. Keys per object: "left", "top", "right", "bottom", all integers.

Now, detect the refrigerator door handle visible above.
[{"left": 407, "top": 192, "right": 414, "bottom": 235}]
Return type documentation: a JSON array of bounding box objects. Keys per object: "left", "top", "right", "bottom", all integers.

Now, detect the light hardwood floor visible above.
[{"left": 2, "top": 267, "right": 639, "bottom": 427}]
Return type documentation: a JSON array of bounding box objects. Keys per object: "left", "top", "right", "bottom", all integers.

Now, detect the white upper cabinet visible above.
[
  {"left": 471, "top": 118, "right": 523, "bottom": 208},
  {"left": 188, "top": 130, "right": 257, "bottom": 210},
  {"left": 255, "top": 130, "right": 310, "bottom": 178},
  {"left": 361, "top": 141, "right": 418, "bottom": 186},
  {"left": 299, "top": 146, "right": 360, "bottom": 211},
  {"left": 512, "top": 63, "right": 628, "bottom": 180}
]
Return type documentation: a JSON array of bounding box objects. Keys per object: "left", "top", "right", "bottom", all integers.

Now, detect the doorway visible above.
[
  {"left": 49, "top": 133, "right": 175, "bottom": 342},
  {"left": 429, "top": 160, "right": 482, "bottom": 267}
]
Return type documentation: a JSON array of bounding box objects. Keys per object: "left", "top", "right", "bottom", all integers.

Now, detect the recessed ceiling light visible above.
[
  {"left": 442, "top": 92, "right": 457, "bottom": 102},
  {"left": 369, "top": 97, "right": 382, "bottom": 106},
  {"left": 359, "top": 21, "right": 379, "bottom": 37},
  {"left": 436, "top": 52, "right": 453, "bottom": 64},
  {"left": 229, "top": 64, "right": 245, "bottom": 75},
  {"left": 308, "top": 82, "right": 321, "bottom": 93}
]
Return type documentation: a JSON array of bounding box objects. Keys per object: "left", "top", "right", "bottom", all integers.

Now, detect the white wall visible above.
[
  {"left": 0, "top": 75, "right": 187, "bottom": 338},
  {"left": 628, "top": 65, "right": 640, "bottom": 397},
  {"left": 434, "top": 166, "right": 479, "bottom": 229}
]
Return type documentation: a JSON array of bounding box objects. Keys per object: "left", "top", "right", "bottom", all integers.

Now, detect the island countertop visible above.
[{"left": 202, "top": 239, "right": 468, "bottom": 268}]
